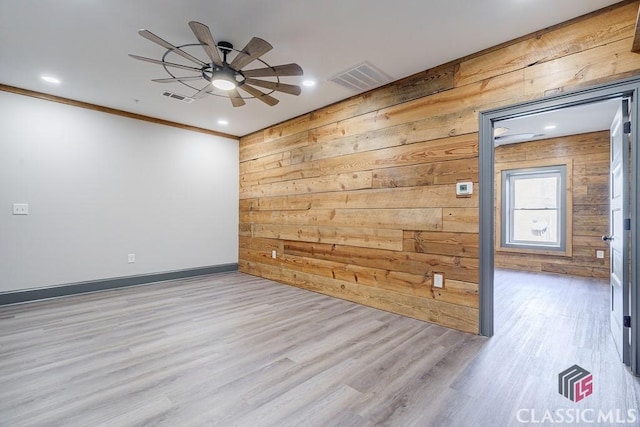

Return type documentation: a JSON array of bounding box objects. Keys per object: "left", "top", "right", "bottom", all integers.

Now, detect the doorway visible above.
[{"left": 478, "top": 77, "right": 640, "bottom": 375}]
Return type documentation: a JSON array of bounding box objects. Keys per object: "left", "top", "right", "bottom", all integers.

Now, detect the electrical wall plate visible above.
[
  {"left": 433, "top": 273, "right": 445, "bottom": 289},
  {"left": 456, "top": 182, "right": 473, "bottom": 197},
  {"left": 12, "top": 203, "right": 29, "bottom": 215}
]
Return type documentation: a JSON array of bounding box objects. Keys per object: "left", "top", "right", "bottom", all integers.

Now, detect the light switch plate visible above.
[
  {"left": 271, "top": 250, "right": 277, "bottom": 259},
  {"left": 12, "top": 203, "right": 29, "bottom": 215},
  {"left": 433, "top": 273, "right": 444, "bottom": 288},
  {"left": 596, "top": 250, "right": 605, "bottom": 259}
]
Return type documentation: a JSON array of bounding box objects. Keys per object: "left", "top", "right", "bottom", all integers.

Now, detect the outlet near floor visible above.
[{"left": 128, "top": 254, "right": 136, "bottom": 263}]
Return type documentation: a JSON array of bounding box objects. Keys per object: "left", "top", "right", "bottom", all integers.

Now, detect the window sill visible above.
[{"left": 496, "top": 245, "right": 573, "bottom": 257}]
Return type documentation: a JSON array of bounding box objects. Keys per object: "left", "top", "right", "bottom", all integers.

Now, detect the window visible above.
[{"left": 501, "top": 165, "right": 567, "bottom": 252}]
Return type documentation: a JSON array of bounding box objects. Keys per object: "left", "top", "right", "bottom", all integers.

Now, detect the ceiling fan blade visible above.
[
  {"left": 238, "top": 84, "right": 279, "bottom": 106},
  {"left": 229, "top": 37, "right": 273, "bottom": 70},
  {"left": 188, "top": 21, "right": 223, "bottom": 67},
  {"left": 138, "top": 29, "right": 206, "bottom": 66},
  {"left": 244, "top": 78, "right": 301, "bottom": 96},
  {"left": 129, "top": 54, "right": 202, "bottom": 72},
  {"left": 228, "top": 88, "right": 246, "bottom": 107},
  {"left": 192, "top": 84, "right": 213, "bottom": 99},
  {"left": 152, "top": 76, "right": 204, "bottom": 83},
  {"left": 241, "top": 63, "right": 304, "bottom": 78}
]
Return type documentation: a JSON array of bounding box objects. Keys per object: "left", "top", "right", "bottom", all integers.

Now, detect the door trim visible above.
[{"left": 478, "top": 76, "right": 640, "bottom": 375}]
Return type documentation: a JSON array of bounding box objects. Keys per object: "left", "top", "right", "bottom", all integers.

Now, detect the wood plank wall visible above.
[
  {"left": 495, "top": 132, "right": 611, "bottom": 279},
  {"left": 239, "top": 1, "right": 640, "bottom": 334}
]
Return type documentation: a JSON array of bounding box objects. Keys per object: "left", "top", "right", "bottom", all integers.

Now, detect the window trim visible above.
[{"left": 496, "top": 158, "right": 573, "bottom": 257}]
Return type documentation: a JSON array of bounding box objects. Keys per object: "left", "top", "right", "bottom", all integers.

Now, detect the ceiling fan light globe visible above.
[{"left": 212, "top": 79, "right": 237, "bottom": 91}]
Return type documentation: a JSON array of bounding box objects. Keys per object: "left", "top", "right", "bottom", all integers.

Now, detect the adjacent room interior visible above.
[
  {"left": 492, "top": 101, "right": 618, "bottom": 344},
  {"left": 2, "top": 1, "right": 640, "bottom": 425}
]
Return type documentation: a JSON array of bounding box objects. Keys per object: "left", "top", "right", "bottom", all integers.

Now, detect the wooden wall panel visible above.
[
  {"left": 524, "top": 37, "right": 640, "bottom": 97},
  {"left": 371, "top": 158, "right": 478, "bottom": 188},
  {"left": 239, "top": 259, "right": 479, "bottom": 333},
  {"left": 239, "top": 2, "right": 639, "bottom": 333},
  {"left": 403, "top": 231, "right": 479, "bottom": 258},
  {"left": 242, "top": 208, "right": 442, "bottom": 231},
  {"left": 240, "top": 171, "right": 373, "bottom": 199},
  {"left": 454, "top": 2, "right": 637, "bottom": 87},
  {"left": 251, "top": 224, "right": 403, "bottom": 251},
  {"left": 245, "top": 185, "right": 478, "bottom": 212},
  {"left": 240, "top": 130, "right": 309, "bottom": 162},
  {"left": 308, "top": 65, "right": 456, "bottom": 130},
  {"left": 495, "top": 131, "right": 611, "bottom": 278}
]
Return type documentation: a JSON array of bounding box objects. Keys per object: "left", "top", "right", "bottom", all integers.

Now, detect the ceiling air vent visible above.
[
  {"left": 162, "top": 91, "right": 195, "bottom": 104},
  {"left": 329, "top": 61, "right": 392, "bottom": 93}
]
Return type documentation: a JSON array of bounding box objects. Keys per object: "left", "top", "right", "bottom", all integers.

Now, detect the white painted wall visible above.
[{"left": 0, "top": 91, "right": 239, "bottom": 292}]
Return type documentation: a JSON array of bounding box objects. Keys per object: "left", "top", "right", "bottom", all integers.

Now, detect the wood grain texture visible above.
[
  {"left": 240, "top": 171, "right": 373, "bottom": 198},
  {"left": 403, "top": 231, "right": 479, "bottom": 258},
  {"left": 524, "top": 36, "right": 640, "bottom": 98},
  {"left": 251, "top": 224, "right": 403, "bottom": 251},
  {"left": 281, "top": 241, "right": 479, "bottom": 284},
  {"left": 239, "top": 2, "right": 640, "bottom": 333},
  {"left": 308, "top": 64, "right": 456, "bottom": 130},
  {"left": 0, "top": 271, "right": 637, "bottom": 426},
  {"left": 372, "top": 157, "right": 478, "bottom": 189},
  {"left": 240, "top": 133, "right": 479, "bottom": 188},
  {"left": 240, "top": 260, "right": 479, "bottom": 332},
  {"left": 455, "top": 1, "right": 638, "bottom": 87},
  {"left": 241, "top": 130, "right": 309, "bottom": 162},
  {"left": 495, "top": 132, "right": 610, "bottom": 278},
  {"left": 244, "top": 185, "right": 478, "bottom": 212},
  {"left": 239, "top": 249, "right": 479, "bottom": 310},
  {"left": 242, "top": 208, "right": 443, "bottom": 231},
  {"left": 633, "top": 3, "right": 640, "bottom": 52}
]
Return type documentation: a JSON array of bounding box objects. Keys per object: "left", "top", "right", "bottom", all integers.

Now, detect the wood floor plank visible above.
[{"left": 0, "top": 270, "right": 638, "bottom": 426}]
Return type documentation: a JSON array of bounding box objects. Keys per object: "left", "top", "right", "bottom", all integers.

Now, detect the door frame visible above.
[{"left": 478, "top": 76, "right": 640, "bottom": 375}]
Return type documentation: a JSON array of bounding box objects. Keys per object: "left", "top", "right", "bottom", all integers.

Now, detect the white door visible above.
[{"left": 606, "top": 99, "right": 630, "bottom": 365}]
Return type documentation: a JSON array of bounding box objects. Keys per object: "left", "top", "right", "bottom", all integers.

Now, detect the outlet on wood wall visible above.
[{"left": 239, "top": 1, "right": 640, "bottom": 334}]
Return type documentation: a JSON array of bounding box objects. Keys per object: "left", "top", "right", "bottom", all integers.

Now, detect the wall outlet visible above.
[
  {"left": 12, "top": 203, "right": 29, "bottom": 215},
  {"left": 128, "top": 253, "right": 136, "bottom": 263},
  {"left": 596, "top": 250, "right": 605, "bottom": 259},
  {"left": 271, "top": 250, "right": 277, "bottom": 259},
  {"left": 433, "top": 273, "right": 444, "bottom": 288}
]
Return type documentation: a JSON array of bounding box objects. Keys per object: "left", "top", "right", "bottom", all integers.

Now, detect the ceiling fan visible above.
[{"left": 129, "top": 21, "right": 304, "bottom": 107}]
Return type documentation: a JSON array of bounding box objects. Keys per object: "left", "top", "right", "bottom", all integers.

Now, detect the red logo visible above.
[{"left": 558, "top": 365, "right": 593, "bottom": 402}]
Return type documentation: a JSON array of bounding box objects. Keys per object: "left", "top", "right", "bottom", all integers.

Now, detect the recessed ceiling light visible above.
[
  {"left": 217, "top": 119, "right": 229, "bottom": 125},
  {"left": 544, "top": 125, "right": 557, "bottom": 130},
  {"left": 302, "top": 80, "right": 316, "bottom": 87},
  {"left": 41, "top": 75, "right": 61, "bottom": 84}
]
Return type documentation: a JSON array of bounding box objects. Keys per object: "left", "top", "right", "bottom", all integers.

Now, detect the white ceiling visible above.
[
  {"left": 495, "top": 98, "right": 622, "bottom": 145},
  {"left": 0, "top": 0, "right": 622, "bottom": 137}
]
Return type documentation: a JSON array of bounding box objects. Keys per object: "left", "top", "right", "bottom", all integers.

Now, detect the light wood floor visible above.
[{"left": 1, "top": 270, "right": 638, "bottom": 426}]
